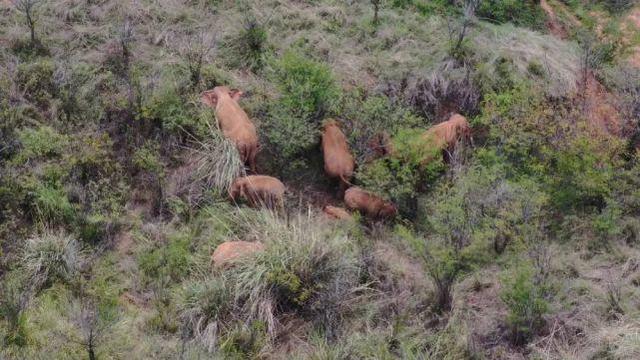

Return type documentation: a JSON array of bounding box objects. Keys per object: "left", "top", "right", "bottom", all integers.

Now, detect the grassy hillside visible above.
[{"left": 2, "top": 0, "right": 640, "bottom": 358}]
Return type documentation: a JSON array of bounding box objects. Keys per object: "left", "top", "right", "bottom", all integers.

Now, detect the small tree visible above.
[
  {"left": 182, "top": 32, "right": 216, "bottom": 87},
  {"left": 447, "top": 0, "right": 478, "bottom": 63},
  {"left": 371, "top": 0, "right": 381, "bottom": 25},
  {"left": 500, "top": 262, "right": 549, "bottom": 346},
  {"left": 12, "top": 0, "right": 43, "bottom": 44}
]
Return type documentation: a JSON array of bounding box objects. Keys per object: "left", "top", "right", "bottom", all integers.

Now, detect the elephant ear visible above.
[
  {"left": 201, "top": 90, "right": 218, "bottom": 108},
  {"left": 229, "top": 89, "right": 244, "bottom": 101}
]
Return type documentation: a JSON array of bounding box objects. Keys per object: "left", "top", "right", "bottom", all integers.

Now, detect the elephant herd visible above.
[{"left": 201, "top": 86, "right": 471, "bottom": 221}]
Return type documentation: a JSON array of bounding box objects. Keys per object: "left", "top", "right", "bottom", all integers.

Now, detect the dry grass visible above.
[{"left": 474, "top": 22, "right": 582, "bottom": 96}]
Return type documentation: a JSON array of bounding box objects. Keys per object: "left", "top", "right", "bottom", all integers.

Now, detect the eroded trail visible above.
[
  {"left": 540, "top": 0, "right": 567, "bottom": 38},
  {"left": 541, "top": 0, "right": 624, "bottom": 137}
]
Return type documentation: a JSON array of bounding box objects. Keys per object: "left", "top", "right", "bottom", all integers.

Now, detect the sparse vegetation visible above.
[{"left": 3, "top": 0, "right": 640, "bottom": 358}]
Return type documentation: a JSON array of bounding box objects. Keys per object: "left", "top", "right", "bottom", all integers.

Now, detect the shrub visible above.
[
  {"left": 69, "top": 133, "right": 119, "bottom": 184},
  {"left": 0, "top": 274, "right": 31, "bottom": 347},
  {"left": 220, "top": 17, "right": 269, "bottom": 72},
  {"left": 356, "top": 128, "right": 445, "bottom": 217},
  {"left": 422, "top": 161, "right": 548, "bottom": 252},
  {"left": 399, "top": 225, "right": 472, "bottom": 312},
  {"left": 14, "top": 126, "right": 68, "bottom": 163},
  {"left": 602, "top": 0, "right": 633, "bottom": 14},
  {"left": 23, "top": 231, "right": 82, "bottom": 290},
  {"left": 548, "top": 135, "right": 618, "bottom": 212},
  {"left": 476, "top": 0, "right": 545, "bottom": 28},
  {"left": 139, "top": 81, "right": 194, "bottom": 134},
  {"left": 340, "top": 92, "right": 422, "bottom": 163},
  {"left": 264, "top": 51, "right": 340, "bottom": 163},
  {"left": 177, "top": 277, "right": 233, "bottom": 352},
  {"left": 500, "top": 262, "right": 549, "bottom": 345},
  {"left": 30, "top": 182, "right": 76, "bottom": 225},
  {"left": 138, "top": 231, "right": 192, "bottom": 285},
  {"left": 15, "top": 59, "right": 55, "bottom": 107},
  {"left": 132, "top": 143, "right": 164, "bottom": 176}
]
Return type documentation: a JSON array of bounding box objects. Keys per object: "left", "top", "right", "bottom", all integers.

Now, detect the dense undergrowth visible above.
[{"left": 2, "top": 0, "right": 640, "bottom": 358}]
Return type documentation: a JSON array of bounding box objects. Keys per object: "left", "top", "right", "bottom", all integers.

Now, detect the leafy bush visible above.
[
  {"left": 177, "top": 277, "right": 233, "bottom": 352},
  {"left": 0, "top": 274, "right": 31, "bottom": 347},
  {"left": 549, "top": 136, "right": 618, "bottom": 212},
  {"left": 356, "top": 128, "right": 445, "bottom": 217},
  {"left": 340, "top": 91, "right": 422, "bottom": 163},
  {"left": 422, "top": 160, "right": 548, "bottom": 252},
  {"left": 264, "top": 51, "right": 340, "bottom": 163},
  {"left": 500, "top": 262, "right": 549, "bottom": 345},
  {"left": 23, "top": 231, "right": 82, "bottom": 290},
  {"left": 476, "top": 0, "right": 545, "bottom": 28},
  {"left": 15, "top": 59, "right": 55, "bottom": 107},
  {"left": 14, "top": 126, "right": 68, "bottom": 163},
  {"left": 132, "top": 143, "right": 164, "bottom": 176},
  {"left": 601, "top": 0, "right": 634, "bottom": 14},
  {"left": 140, "top": 81, "right": 194, "bottom": 133},
  {"left": 138, "top": 231, "right": 192, "bottom": 285}
]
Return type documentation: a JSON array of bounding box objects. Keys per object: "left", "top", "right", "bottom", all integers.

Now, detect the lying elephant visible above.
[
  {"left": 344, "top": 187, "right": 397, "bottom": 220},
  {"left": 229, "top": 175, "right": 285, "bottom": 209}
]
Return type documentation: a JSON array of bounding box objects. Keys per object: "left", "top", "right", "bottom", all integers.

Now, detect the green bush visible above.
[
  {"left": 138, "top": 231, "right": 192, "bottom": 285},
  {"left": 264, "top": 51, "right": 340, "bottom": 163},
  {"left": 548, "top": 136, "right": 618, "bottom": 212},
  {"left": 356, "top": 128, "right": 444, "bottom": 217},
  {"left": 500, "top": 262, "right": 549, "bottom": 345},
  {"left": 0, "top": 274, "right": 31, "bottom": 347},
  {"left": 140, "top": 82, "right": 194, "bottom": 133},
  {"left": 30, "top": 182, "right": 76, "bottom": 225},
  {"left": 15, "top": 60, "right": 55, "bottom": 107},
  {"left": 341, "top": 92, "right": 422, "bottom": 162},
  {"left": 477, "top": 0, "right": 545, "bottom": 28},
  {"left": 14, "top": 126, "right": 68, "bottom": 163},
  {"left": 132, "top": 143, "right": 164, "bottom": 176}
]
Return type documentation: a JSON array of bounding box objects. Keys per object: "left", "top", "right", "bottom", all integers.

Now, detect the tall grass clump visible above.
[
  {"left": 178, "top": 210, "right": 364, "bottom": 354},
  {"left": 190, "top": 119, "right": 244, "bottom": 198},
  {"left": 22, "top": 231, "right": 82, "bottom": 290},
  {"left": 220, "top": 16, "right": 269, "bottom": 72}
]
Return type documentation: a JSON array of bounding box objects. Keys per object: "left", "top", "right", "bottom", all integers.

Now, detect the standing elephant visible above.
[{"left": 201, "top": 86, "right": 259, "bottom": 172}]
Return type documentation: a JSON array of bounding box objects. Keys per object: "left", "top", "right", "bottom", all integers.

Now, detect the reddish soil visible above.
[
  {"left": 540, "top": 0, "right": 568, "bottom": 38},
  {"left": 541, "top": 0, "right": 623, "bottom": 138}
]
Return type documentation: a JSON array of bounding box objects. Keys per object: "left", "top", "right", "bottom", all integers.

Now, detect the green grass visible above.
[{"left": 2, "top": 0, "right": 640, "bottom": 358}]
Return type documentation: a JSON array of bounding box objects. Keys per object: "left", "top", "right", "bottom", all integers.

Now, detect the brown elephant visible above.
[
  {"left": 344, "top": 187, "right": 397, "bottom": 220},
  {"left": 211, "top": 241, "right": 264, "bottom": 268},
  {"left": 321, "top": 119, "right": 355, "bottom": 189},
  {"left": 229, "top": 175, "right": 285, "bottom": 209},
  {"left": 201, "top": 86, "right": 259, "bottom": 172},
  {"left": 323, "top": 205, "right": 353, "bottom": 221},
  {"left": 422, "top": 113, "right": 471, "bottom": 155}
]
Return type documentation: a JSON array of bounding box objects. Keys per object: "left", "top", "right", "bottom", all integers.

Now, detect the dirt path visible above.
[{"left": 540, "top": 0, "right": 568, "bottom": 38}]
